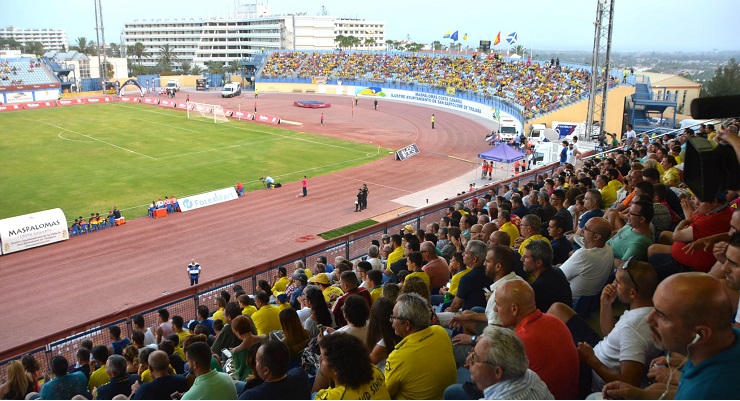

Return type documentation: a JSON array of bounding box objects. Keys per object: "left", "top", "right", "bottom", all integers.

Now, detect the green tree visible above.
[
  {"left": 0, "top": 38, "right": 22, "bottom": 50},
  {"left": 405, "top": 42, "right": 424, "bottom": 52},
  {"left": 335, "top": 34, "right": 347, "bottom": 50},
  {"left": 23, "top": 41, "right": 45, "bottom": 56},
  {"left": 70, "top": 37, "right": 96, "bottom": 55},
  {"left": 385, "top": 39, "right": 394, "bottom": 51},
  {"left": 228, "top": 59, "right": 241, "bottom": 74},
  {"left": 128, "top": 42, "right": 145, "bottom": 66},
  {"left": 207, "top": 61, "right": 224, "bottom": 74},
  {"left": 107, "top": 43, "right": 121, "bottom": 58},
  {"left": 191, "top": 64, "right": 204, "bottom": 75},
  {"left": 157, "top": 44, "right": 178, "bottom": 72},
  {"left": 701, "top": 58, "right": 740, "bottom": 97},
  {"left": 512, "top": 45, "right": 527, "bottom": 56},
  {"left": 348, "top": 36, "right": 361, "bottom": 50},
  {"left": 363, "top": 37, "right": 376, "bottom": 49},
  {"left": 180, "top": 60, "right": 192, "bottom": 75},
  {"left": 431, "top": 40, "right": 443, "bottom": 51}
]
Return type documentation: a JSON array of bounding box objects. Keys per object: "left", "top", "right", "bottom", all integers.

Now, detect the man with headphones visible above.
[{"left": 602, "top": 272, "right": 740, "bottom": 399}]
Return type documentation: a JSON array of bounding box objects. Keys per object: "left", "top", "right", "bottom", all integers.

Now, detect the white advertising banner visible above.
[
  {"left": 6, "top": 91, "right": 33, "bottom": 104},
  {"left": 34, "top": 89, "right": 60, "bottom": 101},
  {"left": 347, "top": 87, "right": 523, "bottom": 133},
  {"left": 0, "top": 208, "right": 69, "bottom": 255},
  {"left": 178, "top": 187, "right": 238, "bottom": 212}
]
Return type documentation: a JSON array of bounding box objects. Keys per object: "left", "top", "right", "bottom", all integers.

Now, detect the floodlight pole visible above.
[{"left": 585, "top": 0, "right": 615, "bottom": 141}]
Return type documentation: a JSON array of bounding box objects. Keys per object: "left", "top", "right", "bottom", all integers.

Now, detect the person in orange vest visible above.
[
  {"left": 520, "top": 158, "right": 527, "bottom": 173},
  {"left": 481, "top": 161, "right": 488, "bottom": 179},
  {"left": 513, "top": 160, "right": 521, "bottom": 174},
  {"left": 487, "top": 160, "right": 493, "bottom": 180}
]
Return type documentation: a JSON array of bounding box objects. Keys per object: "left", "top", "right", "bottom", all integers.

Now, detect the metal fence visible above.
[{"left": 0, "top": 160, "right": 561, "bottom": 379}]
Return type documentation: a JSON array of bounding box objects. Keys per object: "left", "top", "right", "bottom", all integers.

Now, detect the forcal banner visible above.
[
  {"left": 0, "top": 208, "right": 69, "bottom": 255},
  {"left": 178, "top": 187, "right": 239, "bottom": 212}
]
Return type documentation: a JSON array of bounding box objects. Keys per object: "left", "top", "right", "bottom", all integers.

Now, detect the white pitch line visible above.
[
  {"left": 132, "top": 118, "right": 202, "bottom": 133},
  {"left": 113, "top": 102, "right": 369, "bottom": 154},
  {"left": 42, "top": 121, "right": 157, "bottom": 160},
  {"left": 156, "top": 137, "right": 284, "bottom": 160},
  {"left": 58, "top": 131, "right": 93, "bottom": 142}
]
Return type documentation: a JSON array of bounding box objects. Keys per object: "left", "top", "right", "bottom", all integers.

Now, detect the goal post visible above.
[{"left": 186, "top": 102, "right": 229, "bottom": 123}]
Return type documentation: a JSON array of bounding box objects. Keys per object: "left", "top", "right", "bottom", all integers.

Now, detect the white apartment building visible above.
[
  {"left": 122, "top": 2, "right": 385, "bottom": 68},
  {"left": 0, "top": 27, "right": 68, "bottom": 51}
]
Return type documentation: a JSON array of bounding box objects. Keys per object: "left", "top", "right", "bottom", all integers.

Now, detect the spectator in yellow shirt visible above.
[
  {"left": 251, "top": 291, "right": 282, "bottom": 336},
  {"left": 271, "top": 266, "right": 290, "bottom": 296}
]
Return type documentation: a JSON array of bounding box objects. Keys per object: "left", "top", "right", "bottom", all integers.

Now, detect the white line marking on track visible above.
[{"left": 40, "top": 121, "right": 157, "bottom": 160}]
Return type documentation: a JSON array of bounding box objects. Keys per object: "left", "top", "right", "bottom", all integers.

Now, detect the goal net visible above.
[{"left": 187, "top": 102, "right": 229, "bottom": 123}]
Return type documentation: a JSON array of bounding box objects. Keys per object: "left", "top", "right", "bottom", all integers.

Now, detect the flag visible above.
[
  {"left": 494, "top": 108, "right": 501, "bottom": 123},
  {"left": 450, "top": 31, "right": 458, "bottom": 41},
  {"left": 463, "top": 33, "right": 468, "bottom": 41},
  {"left": 443, "top": 30, "right": 451, "bottom": 38},
  {"left": 506, "top": 31, "right": 518, "bottom": 45},
  {"left": 493, "top": 32, "right": 501, "bottom": 46}
]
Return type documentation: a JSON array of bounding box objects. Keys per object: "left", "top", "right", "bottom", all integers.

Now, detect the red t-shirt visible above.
[
  {"left": 672, "top": 206, "right": 733, "bottom": 272},
  {"left": 515, "top": 310, "right": 580, "bottom": 400}
]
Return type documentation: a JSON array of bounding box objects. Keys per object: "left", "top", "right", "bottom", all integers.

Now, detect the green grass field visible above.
[{"left": 0, "top": 103, "right": 387, "bottom": 221}]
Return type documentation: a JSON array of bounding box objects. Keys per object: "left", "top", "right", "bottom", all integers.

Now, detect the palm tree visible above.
[
  {"left": 364, "top": 37, "right": 376, "bottom": 49},
  {"left": 431, "top": 40, "right": 443, "bottom": 51},
  {"left": 335, "top": 35, "right": 347, "bottom": 50},
  {"left": 158, "top": 44, "right": 178, "bottom": 71},
  {"left": 228, "top": 59, "right": 241, "bottom": 74},
  {"left": 207, "top": 61, "right": 224, "bottom": 75},
  {"left": 512, "top": 45, "right": 527, "bottom": 56},
  {"left": 128, "top": 42, "right": 145, "bottom": 66},
  {"left": 348, "top": 36, "right": 361, "bottom": 50},
  {"left": 191, "top": 64, "right": 204, "bottom": 75},
  {"left": 180, "top": 60, "right": 192, "bottom": 75},
  {"left": 405, "top": 42, "right": 424, "bottom": 52},
  {"left": 385, "top": 39, "right": 394, "bottom": 51},
  {"left": 70, "top": 37, "right": 96, "bottom": 55},
  {"left": 24, "top": 41, "right": 44, "bottom": 56}
]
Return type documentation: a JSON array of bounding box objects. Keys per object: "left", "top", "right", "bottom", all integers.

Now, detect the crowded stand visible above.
[
  {"left": 6, "top": 119, "right": 738, "bottom": 400},
  {"left": 260, "top": 51, "right": 593, "bottom": 119}
]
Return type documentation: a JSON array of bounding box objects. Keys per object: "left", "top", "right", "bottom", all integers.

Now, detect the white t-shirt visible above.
[
  {"left": 367, "top": 257, "right": 383, "bottom": 271},
  {"left": 592, "top": 307, "right": 659, "bottom": 391},
  {"left": 297, "top": 307, "right": 312, "bottom": 324},
  {"left": 485, "top": 272, "right": 525, "bottom": 325},
  {"left": 560, "top": 245, "right": 614, "bottom": 301}
]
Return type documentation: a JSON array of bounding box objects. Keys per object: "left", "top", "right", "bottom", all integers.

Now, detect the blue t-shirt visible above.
[
  {"left": 675, "top": 327, "right": 740, "bottom": 399},
  {"left": 578, "top": 209, "right": 605, "bottom": 228},
  {"left": 40, "top": 371, "right": 91, "bottom": 400},
  {"left": 560, "top": 147, "right": 567, "bottom": 163}
]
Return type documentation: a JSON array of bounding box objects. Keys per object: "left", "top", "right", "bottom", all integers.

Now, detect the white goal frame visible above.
[{"left": 186, "top": 102, "right": 229, "bottom": 123}]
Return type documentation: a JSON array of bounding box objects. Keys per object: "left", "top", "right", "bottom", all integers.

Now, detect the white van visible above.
[
  {"left": 532, "top": 142, "right": 564, "bottom": 167},
  {"left": 221, "top": 83, "right": 242, "bottom": 98}
]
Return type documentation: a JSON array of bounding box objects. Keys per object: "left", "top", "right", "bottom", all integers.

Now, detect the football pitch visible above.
[{"left": 0, "top": 103, "right": 387, "bottom": 221}]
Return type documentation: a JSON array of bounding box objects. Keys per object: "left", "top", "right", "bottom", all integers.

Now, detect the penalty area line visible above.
[{"left": 41, "top": 121, "right": 157, "bottom": 160}]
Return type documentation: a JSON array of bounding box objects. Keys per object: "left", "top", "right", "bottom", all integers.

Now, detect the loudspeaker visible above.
[{"left": 684, "top": 137, "right": 739, "bottom": 201}]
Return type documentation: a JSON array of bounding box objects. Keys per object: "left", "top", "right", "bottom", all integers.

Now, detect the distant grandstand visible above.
[{"left": 258, "top": 51, "right": 613, "bottom": 120}]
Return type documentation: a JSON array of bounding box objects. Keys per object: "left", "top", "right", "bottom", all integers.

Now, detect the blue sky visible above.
[{"left": 1, "top": 0, "right": 737, "bottom": 52}]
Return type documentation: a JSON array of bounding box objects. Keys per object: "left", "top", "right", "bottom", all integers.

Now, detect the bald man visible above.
[
  {"left": 493, "top": 280, "right": 579, "bottom": 400},
  {"left": 481, "top": 222, "right": 497, "bottom": 244},
  {"left": 420, "top": 241, "right": 449, "bottom": 291},
  {"left": 602, "top": 273, "right": 740, "bottom": 399},
  {"left": 549, "top": 260, "right": 660, "bottom": 397},
  {"left": 559, "top": 217, "right": 615, "bottom": 303}
]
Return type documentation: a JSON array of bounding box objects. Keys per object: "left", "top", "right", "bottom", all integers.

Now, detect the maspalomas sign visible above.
[{"left": 0, "top": 208, "right": 69, "bottom": 255}]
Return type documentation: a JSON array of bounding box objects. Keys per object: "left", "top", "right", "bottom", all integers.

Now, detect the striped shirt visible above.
[{"left": 482, "top": 369, "right": 553, "bottom": 400}]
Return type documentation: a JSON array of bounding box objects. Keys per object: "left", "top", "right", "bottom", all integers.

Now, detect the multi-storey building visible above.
[
  {"left": 0, "top": 26, "right": 68, "bottom": 51},
  {"left": 122, "top": 1, "right": 385, "bottom": 68}
]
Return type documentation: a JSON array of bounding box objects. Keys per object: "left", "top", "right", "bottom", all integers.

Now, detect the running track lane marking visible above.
[
  {"left": 42, "top": 121, "right": 157, "bottom": 160},
  {"left": 422, "top": 149, "right": 477, "bottom": 164}
]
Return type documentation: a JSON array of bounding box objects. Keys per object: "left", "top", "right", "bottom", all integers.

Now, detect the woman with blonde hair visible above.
[
  {"left": 0, "top": 360, "right": 31, "bottom": 400},
  {"left": 277, "top": 308, "right": 309, "bottom": 361},
  {"left": 122, "top": 345, "right": 139, "bottom": 374}
]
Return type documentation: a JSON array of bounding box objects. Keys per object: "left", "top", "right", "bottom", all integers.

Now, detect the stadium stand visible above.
[
  {"left": 1, "top": 61, "right": 738, "bottom": 400},
  {"left": 260, "top": 51, "right": 596, "bottom": 119},
  {"left": 0, "top": 58, "right": 58, "bottom": 86}
]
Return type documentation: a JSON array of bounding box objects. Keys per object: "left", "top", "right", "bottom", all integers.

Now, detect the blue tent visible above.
[{"left": 477, "top": 143, "right": 525, "bottom": 163}]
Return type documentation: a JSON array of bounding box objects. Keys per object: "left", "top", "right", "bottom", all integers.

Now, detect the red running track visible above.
[{"left": 0, "top": 91, "right": 493, "bottom": 352}]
